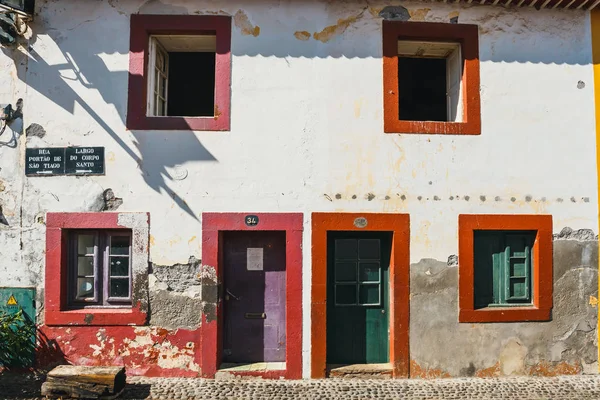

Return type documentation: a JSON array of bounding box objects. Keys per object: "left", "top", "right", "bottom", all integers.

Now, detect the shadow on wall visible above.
[
  {"left": 0, "top": 1, "right": 590, "bottom": 218},
  {"left": 2, "top": 2, "right": 216, "bottom": 220},
  {"left": 128, "top": 0, "right": 591, "bottom": 65}
]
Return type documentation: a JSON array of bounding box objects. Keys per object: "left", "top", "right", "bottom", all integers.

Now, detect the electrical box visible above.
[{"left": 0, "top": 287, "right": 36, "bottom": 367}]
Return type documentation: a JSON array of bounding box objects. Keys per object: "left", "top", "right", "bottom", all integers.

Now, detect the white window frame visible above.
[
  {"left": 147, "top": 37, "right": 169, "bottom": 117},
  {"left": 397, "top": 40, "right": 463, "bottom": 122}
]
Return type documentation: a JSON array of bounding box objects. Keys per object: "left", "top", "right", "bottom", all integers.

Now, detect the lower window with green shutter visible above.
[{"left": 473, "top": 230, "right": 536, "bottom": 309}]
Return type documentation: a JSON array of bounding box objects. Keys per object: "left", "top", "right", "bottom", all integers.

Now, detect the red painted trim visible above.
[
  {"left": 127, "top": 14, "right": 231, "bottom": 131},
  {"left": 39, "top": 325, "right": 202, "bottom": 377},
  {"left": 45, "top": 212, "right": 149, "bottom": 326},
  {"left": 201, "top": 213, "right": 303, "bottom": 379},
  {"left": 383, "top": 21, "right": 481, "bottom": 135},
  {"left": 311, "top": 213, "right": 410, "bottom": 378},
  {"left": 458, "top": 214, "right": 553, "bottom": 323}
]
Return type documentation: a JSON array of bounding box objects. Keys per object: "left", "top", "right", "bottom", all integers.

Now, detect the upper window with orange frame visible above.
[{"left": 382, "top": 21, "right": 481, "bottom": 135}]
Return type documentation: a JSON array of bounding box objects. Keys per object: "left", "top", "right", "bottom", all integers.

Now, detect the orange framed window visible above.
[
  {"left": 458, "top": 214, "right": 553, "bottom": 323},
  {"left": 382, "top": 21, "right": 481, "bottom": 135}
]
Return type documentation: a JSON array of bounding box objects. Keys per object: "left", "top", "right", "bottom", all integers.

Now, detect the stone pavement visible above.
[{"left": 3, "top": 373, "right": 600, "bottom": 399}]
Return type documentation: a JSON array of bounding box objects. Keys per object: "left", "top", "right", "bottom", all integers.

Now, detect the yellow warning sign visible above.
[{"left": 6, "top": 295, "right": 17, "bottom": 306}]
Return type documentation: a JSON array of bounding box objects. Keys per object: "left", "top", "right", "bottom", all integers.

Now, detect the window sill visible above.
[
  {"left": 127, "top": 115, "right": 229, "bottom": 131},
  {"left": 45, "top": 303, "right": 147, "bottom": 326},
  {"left": 459, "top": 307, "right": 551, "bottom": 323},
  {"left": 384, "top": 120, "right": 480, "bottom": 135}
]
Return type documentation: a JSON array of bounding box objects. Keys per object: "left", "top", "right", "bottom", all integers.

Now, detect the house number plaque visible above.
[
  {"left": 354, "top": 217, "right": 368, "bottom": 228},
  {"left": 245, "top": 215, "right": 259, "bottom": 226}
]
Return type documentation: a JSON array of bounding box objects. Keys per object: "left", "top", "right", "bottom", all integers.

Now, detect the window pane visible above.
[
  {"left": 110, "top": 278, "right": 129, "bottom": 298},
  {"left": 110, "top": 236, "right": 130, "bottom": 256},
  {"left": 335, "top": 239, "right": 357, "bottom": 259},
  {"left": 359, "top": 284, "right": 380, "bottom": 305},
  {"left": 76, "top": 277, "right": 94, "bottom": 299},
  {"left": 335, "top": 284, "right": 357, "bottom": 305},
  {"left": 509, "top": 278, "right": 528, "bottom": 299},
  {"left": 335, "top": 262, "right": 356, "bottom": 282},
  {"left": 359, "top": 262, "right": 380, "bottom": 282},
  {"left": 156, "top": 51, "right": 164, "bottom": 70},
  {"left": 77, "top": 256, "right": 94, "bottom": 276},
  {"left": 160, "top": 76, "right": 167, "bottom": 97},
  {"left": 157, "top": 98, "right": 165, "bottom": 116},
  {"left": 110, "top": 257, "right": 129, "bottom": 277},
  {"left": 77, "top": 235, "right": 95, "bottom": 255},
  {"left": 510, "top": 258, "right": 527, "bottom": 278},
  {"left": 359, "top": 239, "right": 380, "bottom": 259}
]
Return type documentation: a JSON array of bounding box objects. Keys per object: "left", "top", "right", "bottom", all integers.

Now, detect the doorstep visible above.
[{"left": 327, "top": 363, "right": 393, "bottom": 379}]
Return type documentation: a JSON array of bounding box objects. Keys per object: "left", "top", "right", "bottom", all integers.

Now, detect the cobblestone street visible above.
[{"left": 3, "top": 374, "right": 600, "bottom": 399}]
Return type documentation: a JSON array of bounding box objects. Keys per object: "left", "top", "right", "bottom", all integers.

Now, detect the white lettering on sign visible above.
[
  {"left": 75, "top": 148, "right": 95, "bottom": 154},
  {"left": 247, "top": 248, "right": 264, "bottom": 271}
]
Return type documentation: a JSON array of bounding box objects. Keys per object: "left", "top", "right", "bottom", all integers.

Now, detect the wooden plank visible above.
[
  {"left": 44, "top": 365, "right": 126, "bottom": 397},
  {"left": 41, "top": 380, "right": 108, "bottom": 399}
]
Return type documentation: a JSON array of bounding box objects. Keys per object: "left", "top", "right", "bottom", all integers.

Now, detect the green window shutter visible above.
[
  {"left": 503, "top": 235, "right": 532, "bottom": 303},
  {"left": 492, "top": 251, "right": 502, "bottom": 305}
]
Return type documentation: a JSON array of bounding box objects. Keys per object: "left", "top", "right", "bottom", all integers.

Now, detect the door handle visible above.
[{"left": 226, "top": 289, "right": 240, "bottom": 301}]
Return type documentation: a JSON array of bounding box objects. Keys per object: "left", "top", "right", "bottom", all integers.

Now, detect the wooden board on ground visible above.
[{"left": 41, "top": 365, "right": 126, "bottom": 399}]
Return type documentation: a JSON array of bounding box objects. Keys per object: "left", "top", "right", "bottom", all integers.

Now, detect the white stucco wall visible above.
[{"left": 0, "top": 0, "right": 597, "bottom": 378}]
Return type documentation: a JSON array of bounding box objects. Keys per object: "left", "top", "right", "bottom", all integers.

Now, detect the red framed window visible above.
[
  {"left": 382, "top": 21, "right": 481, "bottom": 135},
  {"left": 126, "top": 14, "right": 231, "bottom": 131},
  {"left": 45, "top": 213, "right": 149, "bottom": 326},
  {"left": 458, "top": 214, "right": 553, "bottom": 323},
  {"left": 69, "top": 231, "right": 132, "bottom": 307}
]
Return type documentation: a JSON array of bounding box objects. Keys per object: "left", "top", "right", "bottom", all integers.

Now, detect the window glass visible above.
[{"left": 70, "top": 231, "right": 132, "bottom": 306}]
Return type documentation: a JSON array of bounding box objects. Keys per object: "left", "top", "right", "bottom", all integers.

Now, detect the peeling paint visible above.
[
  {"left": 409, "top": 8, "right": 431, "bottom": 22},
  {"left": 294, "top": 31, "right": 311, "bottom": 41},
  {"left": 234, "top": 9, "right": 260, "bottom": 37},
  {"left": 313, "top": 12, "right": 364, "bottom": 43}
]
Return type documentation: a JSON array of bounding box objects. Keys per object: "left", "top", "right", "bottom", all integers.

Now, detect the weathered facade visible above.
[{"left": 0, "top": 0, "right": 598, "bottom": 379}]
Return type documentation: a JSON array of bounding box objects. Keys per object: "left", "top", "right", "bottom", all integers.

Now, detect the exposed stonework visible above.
[
  {"left": 410, "top": 237, "right": 598, "bottom": 377},
  {"left": 554, "top": 227, "right": 598, "bottom": 241},
  {"left": 25, "top": 123, "right": 46, "bottom": 139},
  {"left": 148, "top": 257, "right": 203, "bottom": 329},
  {"left": 102, "top": 188, "right": 123, "bottom": 211}
]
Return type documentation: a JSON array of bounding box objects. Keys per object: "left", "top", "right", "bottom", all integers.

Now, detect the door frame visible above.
[
  {"left": 201, "top": 213, "right": 303, "bottom": 379},
  {"left": 311, "top": 213, "right": 410, "bottom": 378}
]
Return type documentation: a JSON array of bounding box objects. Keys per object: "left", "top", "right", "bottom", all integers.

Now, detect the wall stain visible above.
[
  {"left": 313, "top": 11, "right": 364, "bottom": 43},
  {"left": 474, "top": 362, "right": 501, "bottom": 378},
  {"left": 528, "top": 361, "right": 581, "bottom": 376},
  {"left": 294, "top": 31, "right": 311, "bottom": 41},
  {"left": 410, "top": 360, "right": 451, "bottom": 379},
  {"left": 409, "top": 8, "right": 431, "bottom": 21},
  {"left": 234, "top": 9, "right": 260, "bottom": 37}
]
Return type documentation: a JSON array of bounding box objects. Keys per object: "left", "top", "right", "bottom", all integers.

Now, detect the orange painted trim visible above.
[
  {"left": 311, "top": 213, "right": 410, "bottom": 378},
  {"left": 458, "top": 214, "right": 553, "bottom": 323},
  {"left": 382, "top": 21, "right": 481, "bottom": 135}
]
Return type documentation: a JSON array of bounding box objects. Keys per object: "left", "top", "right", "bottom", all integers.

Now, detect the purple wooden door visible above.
[{"left": 223, "top": 231, "right": 286, "bottom": 363}]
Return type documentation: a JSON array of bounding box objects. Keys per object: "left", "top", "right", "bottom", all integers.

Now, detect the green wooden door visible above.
[{"left": 326, "top": 232, "right": 391, "bottom": 364}]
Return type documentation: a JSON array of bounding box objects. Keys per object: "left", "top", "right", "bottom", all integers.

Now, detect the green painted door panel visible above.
[
  {"left": 0, "top": 287, "right": 36, "bottom": 367},
  {"left": 326, "top": 232, "right": 391, "bottom": 364}
]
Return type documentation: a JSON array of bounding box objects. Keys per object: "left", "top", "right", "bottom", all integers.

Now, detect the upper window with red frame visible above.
[
  {"left": 127, "top": 15, "right": 231, "bottom": 131},
  {"left": 382, "top": 21, "right": 481, "bottom": 135}
]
